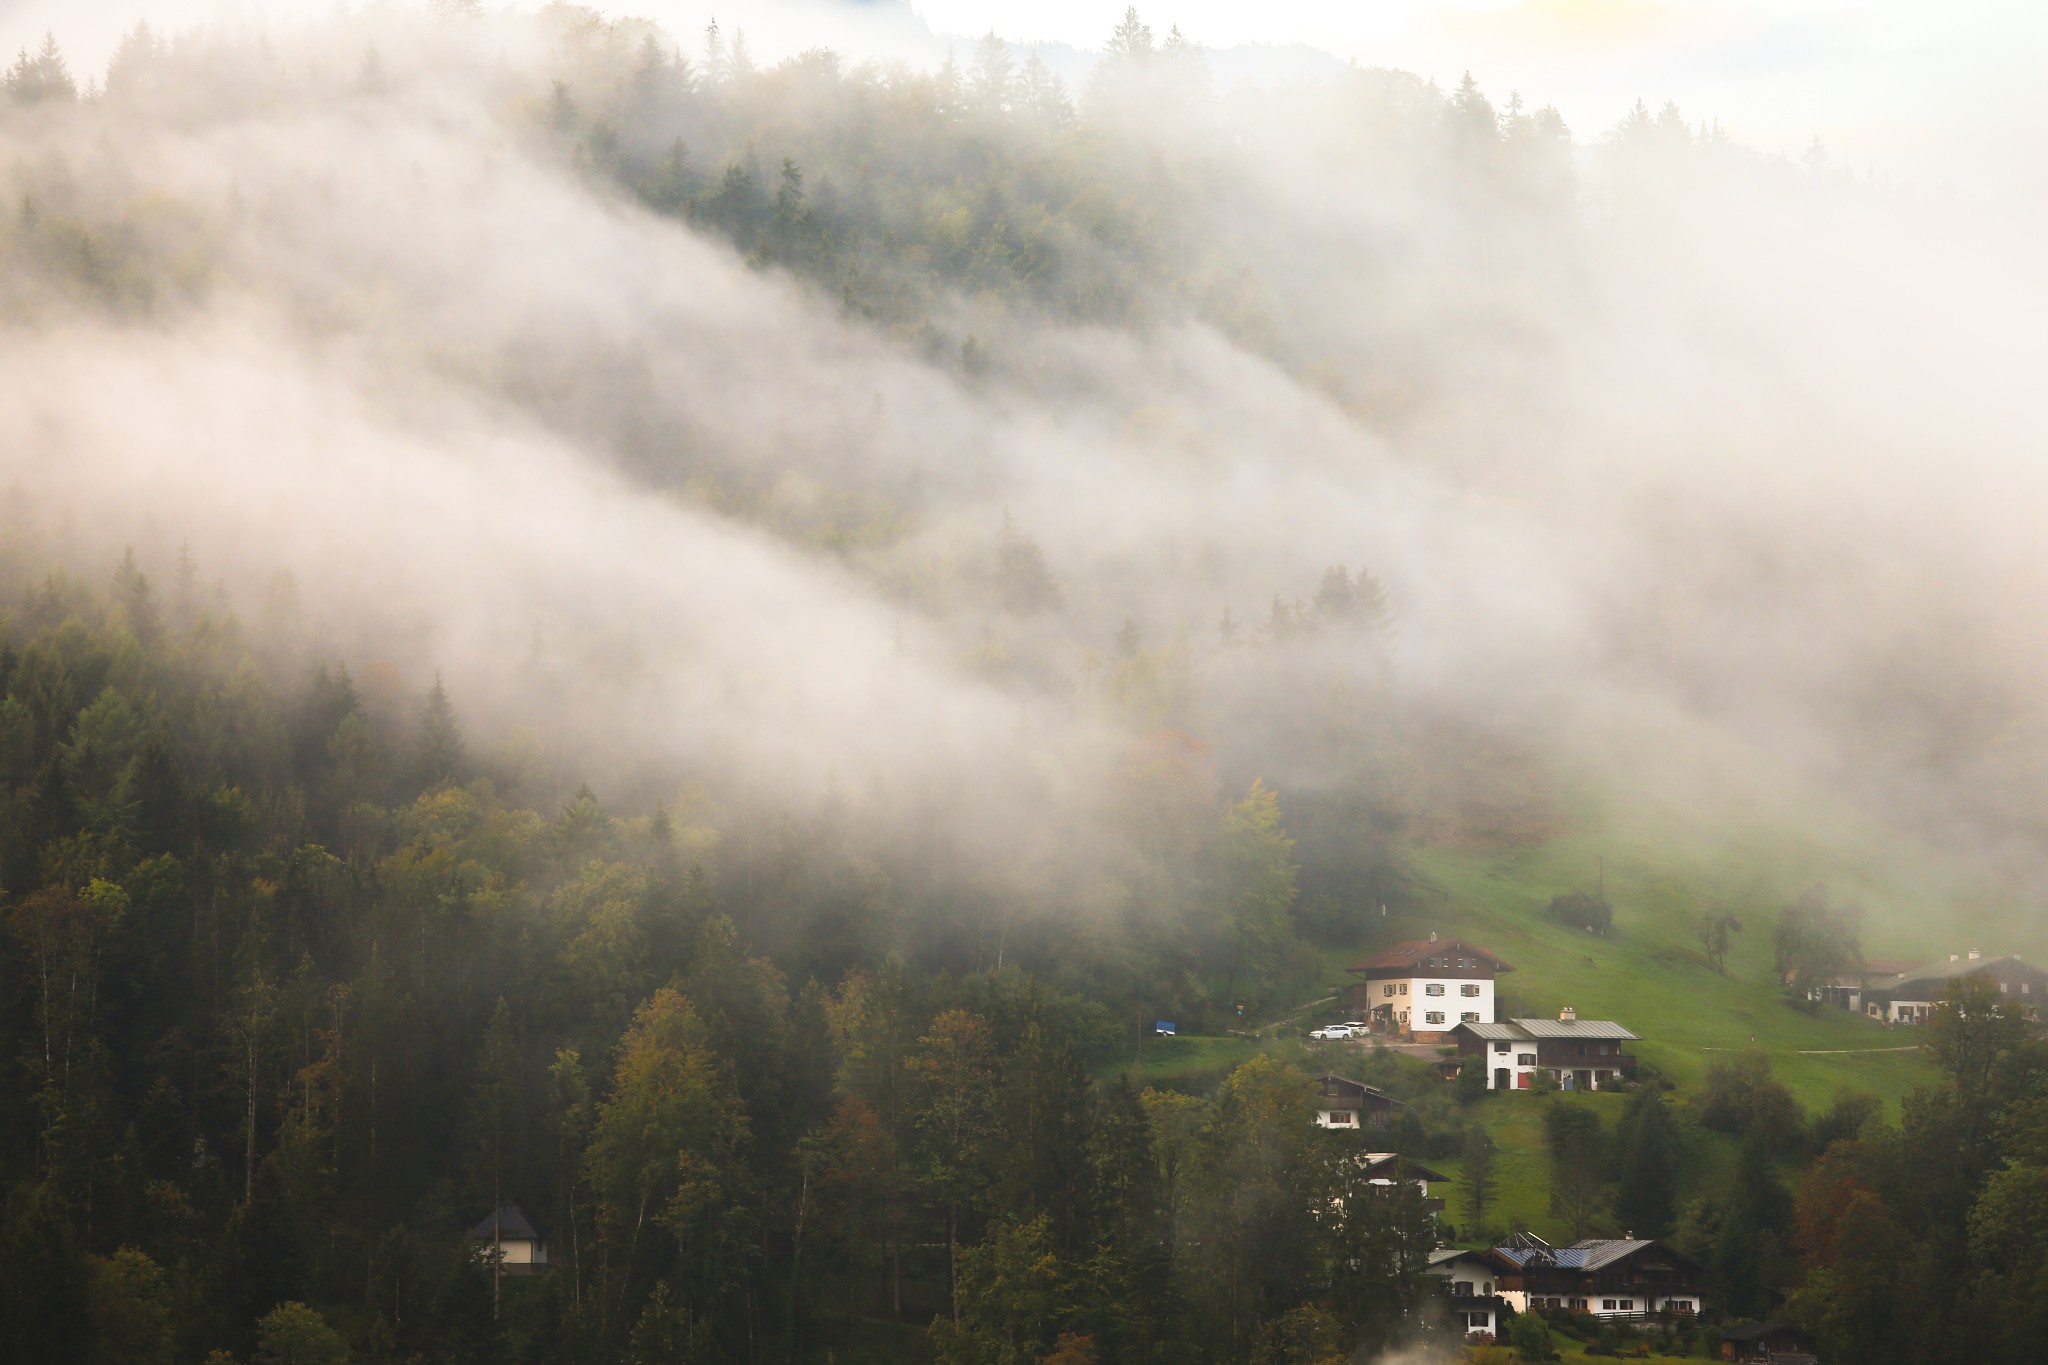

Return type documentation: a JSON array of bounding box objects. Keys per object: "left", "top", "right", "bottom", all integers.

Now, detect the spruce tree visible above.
[{"left": 1614, "top": 1087, "right": 1678, "bottom": 1237}]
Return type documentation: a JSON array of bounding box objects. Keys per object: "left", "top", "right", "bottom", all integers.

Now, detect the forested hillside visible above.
[{"left": 2, "top": 5, "right": 2047, "bottom": 1364}]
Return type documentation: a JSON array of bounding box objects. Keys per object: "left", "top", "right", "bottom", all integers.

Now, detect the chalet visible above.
[
  {"left": 1312, "top": 1073, "right": 1401, "bottom": 1130},
  {"left": 1357, "top": 1151, "right": 1449, "bottom": 1199},
  {"left": 1428, "top": 1248, "right": 1511, "bottom": 1337},
  {"left": 1344, "top": 935, "right": 1515, "bottom": 1042},
  {"left": 1487, "top": 1233, "right": 1704, "bottom": 1318},
  {"left": 1451, "top": 1008, "right": 1639, "bottom": 1091},
  {"left": 1784, "top": 958, "right": 1916, "bottom": 1012},
  {"left": 1345, "top": 1153, "right": 1450, "bottom": 1219},
  {"left": 1719, "top": 1321, "right": 1818, "bottom": 1363},
  {"left": 469, "top": 1204, "right": 548, "bottom": 1273},
  {"left": 1861, "top": 951, "right": 2048, "bottom": 1024}
]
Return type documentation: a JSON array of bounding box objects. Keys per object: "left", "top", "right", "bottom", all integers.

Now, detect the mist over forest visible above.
[{"left": 2, "top": 4, "right": 2046, "bottom": 1364}]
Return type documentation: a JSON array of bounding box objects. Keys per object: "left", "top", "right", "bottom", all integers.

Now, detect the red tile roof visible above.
[{"left": 1346, "top": 938, "right": 1515, "bottom": 975}]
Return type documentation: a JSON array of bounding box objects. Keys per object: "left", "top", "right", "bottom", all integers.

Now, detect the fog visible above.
[{"left": 4, "top": 1, "right": 2048, "bottom": 938}]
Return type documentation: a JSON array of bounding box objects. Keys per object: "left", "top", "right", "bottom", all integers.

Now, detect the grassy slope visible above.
[{"left": 1293, "top": 698, "right": 2048, "bottom": 1244}]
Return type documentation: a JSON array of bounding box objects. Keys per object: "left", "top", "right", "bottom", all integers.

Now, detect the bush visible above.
[
  {"left": 1502, "top": 1312, "right": 1555, "bottom": 1360},
  {"left": 1546, "top": 890, "right": 1612, "bottom": 934},
  {"left": 1698, "top": 1050, "right": 1803, "bottom": 1148},
  {"left": 1459, "top": 1055, "right": 1490, "bottom": 1103}
]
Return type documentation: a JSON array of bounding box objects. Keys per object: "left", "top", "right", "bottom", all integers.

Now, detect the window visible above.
[
  {"left": 1383, "top": 985, "right": 1395, "bottom": 998},
  {"left": 1327, "top": 1111, "right": 1354, "bottom": 1125},
  {"left": 1619, "top": 1300, "right": 1633, "bottom": 1311},
  {"left": 1602, "top": 1301, "right": 1615, "bottom": 1311},
  {"left": 1452, "top": 1283, "right": 1471, "bottom": 1297},
  {"left": 1426, "top": 983, "right": 1445, "bottom": 996},
  {"left": 1494, "top": 1042, "right": 1510, "bottom": 1053},
  {"left": 1466, "top": 1312, "right": 1489, "bottom": 1329},
  {"left": 1570, "top": 1298, "right": 1588, "bottom": 1311},
  {"left": 1671, "top": 1301, "right": 1694, "bottom": 1314},
  {"left": 1463, "top": 1012, "right": 1480, "bottom": 1022},
  {"left": 1484, "top": 1281, "right": 1493, "bottom": 1295},
  {"left": 1518, "top": 1053, "right": 1536, "bottom": 1066},
  {"left": 1399, "top": 983, "right": 1409, "bottom": 995},
  {"left": 1425, "top": 1011, "right": 1445, "bottom": 1025},
  {"left": 1461, "top": 983, "right": 1481, "bottom": 997}
]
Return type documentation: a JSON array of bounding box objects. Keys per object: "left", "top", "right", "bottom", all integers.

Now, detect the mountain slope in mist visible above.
[{"left": 3, "top": 6, "right": 2048, "bottom": 1364}]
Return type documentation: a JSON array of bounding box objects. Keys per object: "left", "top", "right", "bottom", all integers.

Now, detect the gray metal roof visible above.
[
  {"left": 1566, "top": 1238, "right": 1656, "bottom": 1270},
  {"left": 1870, "top": 955, "right": 2031, "bottom": 992},
  {"left": 1507, "top": 1017, "right": 1640, "bottom": 1041},
  {"left": 1451, "top": 1018, "right": 1640, "bottom": 1042}
]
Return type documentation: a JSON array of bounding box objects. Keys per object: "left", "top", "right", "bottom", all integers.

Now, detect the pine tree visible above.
[
  {"left": 1462, "top": 1125, "right": 1497, "bottom": 1234},
  {"left": 412, "top": 675, "right": 466, "bottom": 792},
  {"left": 1613, "top": 1087, "right": 1678, "bottom": 1236}
]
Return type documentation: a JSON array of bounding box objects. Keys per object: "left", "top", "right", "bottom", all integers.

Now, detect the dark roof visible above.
[
  {"left": 468, "top": 1204, "right": 540, "bottom": 1242},
  {"left": 1359, "top": 1153, "right": 1453, "bottom": 1183},
  {"left": 1346, "top": 939, "right": 1516, "bottom": 976},
  {"left": 1872, "top": 954, "right": 2037, "bottom": 994},
  {"left": 1314, "top": 1073, "right": 1403, "bottom": 1105}
]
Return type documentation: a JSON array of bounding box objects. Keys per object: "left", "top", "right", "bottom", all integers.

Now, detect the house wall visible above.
[
  {"left": 1364, "top": 973, "right": 1495, "bottom": 1040},
  {"left": 1512, "top": 1289, "right": 1701, "bottom": 1317},
  {"left": 500, "top": 1239, "right": 541, "bottom": 1265},
  {"left": 1474, "top": 1037, "right": 1539, "bottom": 1090}
]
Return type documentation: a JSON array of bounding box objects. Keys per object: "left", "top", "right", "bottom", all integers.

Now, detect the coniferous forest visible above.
[{"left": 3, "top": 5, "right": 2047, "bottom": 1364}]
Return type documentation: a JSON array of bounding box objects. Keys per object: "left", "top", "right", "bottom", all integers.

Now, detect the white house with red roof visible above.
[{"left": 1344, "top": 934, "right": 1515, "bottom": 1042}]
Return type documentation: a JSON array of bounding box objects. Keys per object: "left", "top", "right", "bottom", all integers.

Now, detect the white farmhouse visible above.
[{"left": 1343, "top": 935, "right": 1515, "bottom": 1042}]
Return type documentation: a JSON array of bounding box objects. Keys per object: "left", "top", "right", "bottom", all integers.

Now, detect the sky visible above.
[
  {"left": 911, "top": 0, "right": 2047, "bottom": 191},
  {"left": 1, "top": 1, "right": 2040, "bottom": 190}
]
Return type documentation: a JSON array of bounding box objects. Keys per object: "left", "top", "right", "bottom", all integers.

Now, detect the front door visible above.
[
  {"left": 1495, "top": 1068, "right": 1510, "bottom": 1090},
  {"left": 1574, "top": 1069, "right": 1592, "bottom": 1090}
]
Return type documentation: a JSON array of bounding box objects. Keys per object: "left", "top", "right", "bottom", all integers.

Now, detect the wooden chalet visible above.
[
  {"left": 1719, "top": 1321, "right": 1818, "bottom": 1363},
  {"left": 1861, "top": 951, "right": 2048, "bottom": 1024},
  {"left": 1485, "top": 1233, "right": 1704, "bottom": 1318},
  {"left": 1451, "top": 1007, "right": 1640, "bottom": 1091},
  {"left": 1312, "top": 1072, "right": 1401, "bottom": 1130}
]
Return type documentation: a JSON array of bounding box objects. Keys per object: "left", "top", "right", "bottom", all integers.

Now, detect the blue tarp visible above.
[{"left": 1154, "top": 1021, "right": 1176, "bottom": 1035}]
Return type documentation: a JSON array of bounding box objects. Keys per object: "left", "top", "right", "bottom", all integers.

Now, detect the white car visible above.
[{"left": 1309, "top": 1025, "right": 1354, "bottom": 1040}]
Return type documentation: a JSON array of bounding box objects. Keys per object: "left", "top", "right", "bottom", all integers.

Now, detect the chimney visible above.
[
  {"left": 1968, "top": 949, "right": 1982, "bottom": 961},
  {"left": 1559, "top": 1006, "right": 1577, "bottom": 1023}
]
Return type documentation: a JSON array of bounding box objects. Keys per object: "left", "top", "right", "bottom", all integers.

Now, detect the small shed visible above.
[
  {"left": 470, "top": 1204, "right": 548, "bottom": 1273},
  {"left": 1719, "top": 1321, "right": 1817, "bottom": 1363}
]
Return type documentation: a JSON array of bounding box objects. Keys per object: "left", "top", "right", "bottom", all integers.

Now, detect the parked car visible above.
[
  {"left": 1309, "top": 1025, "right": 1354, "bottom": 1040},
  {"left": 1341, "top": 1021, "right": 1370, "bottom": 1033}
]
